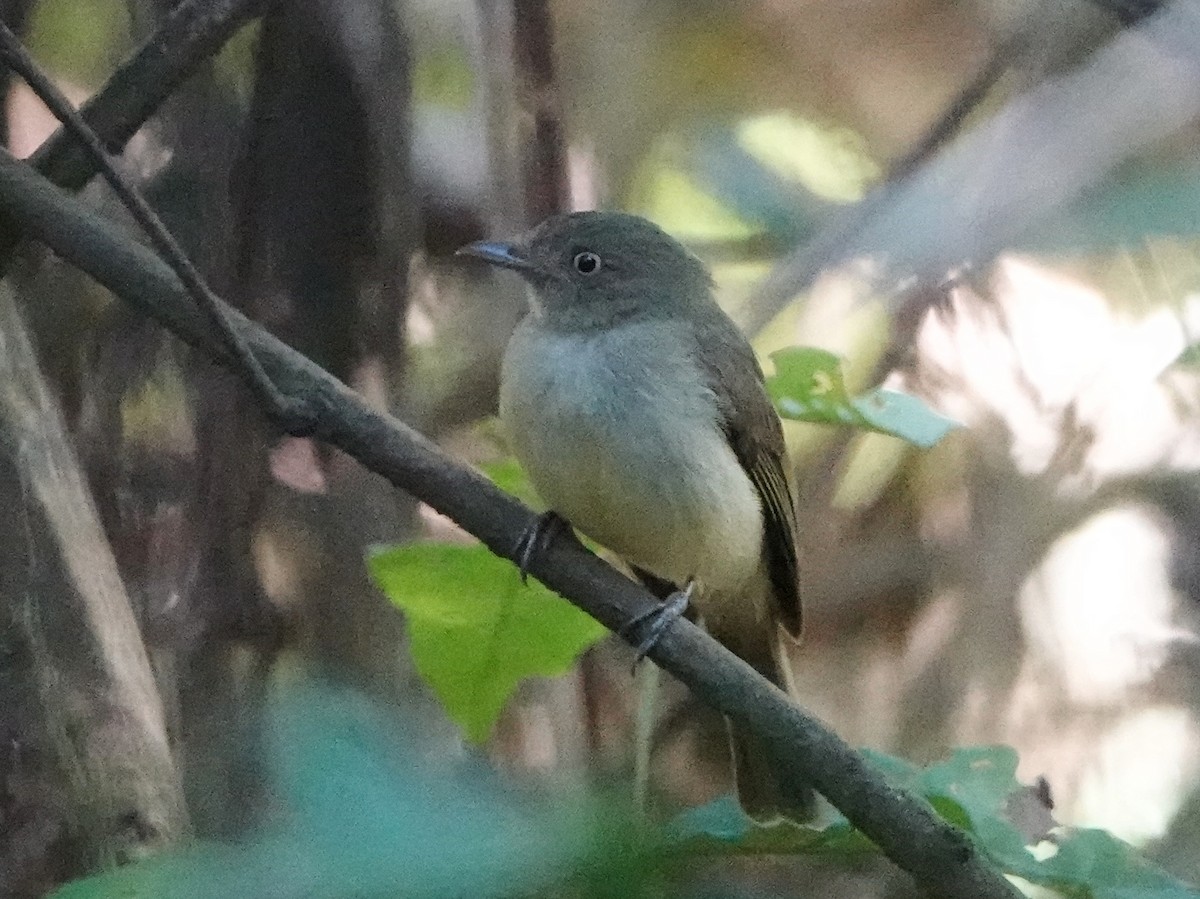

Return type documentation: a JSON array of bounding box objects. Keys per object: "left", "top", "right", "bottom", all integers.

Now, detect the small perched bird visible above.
[{"left": 458, "top": 211, "right": 809, "bottom": 820}]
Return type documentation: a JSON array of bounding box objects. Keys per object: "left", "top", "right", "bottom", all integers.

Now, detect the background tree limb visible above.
[{"left": 0, "top": 277, "right": 187, "bottom": 872}]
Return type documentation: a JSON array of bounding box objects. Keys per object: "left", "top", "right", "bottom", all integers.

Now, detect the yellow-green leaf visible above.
[{"left": 368, "top": 543, "right": 607, "bottom": 742}]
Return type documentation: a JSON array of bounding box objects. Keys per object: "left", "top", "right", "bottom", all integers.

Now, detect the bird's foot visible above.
[
  {"left": 621, "top": 579, "right": 695, "bottom": 666},
  {"left": 514, "top": 511, "right": 573, "bottom": 583}
]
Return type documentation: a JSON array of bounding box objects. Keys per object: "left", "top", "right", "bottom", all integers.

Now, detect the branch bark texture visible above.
[{"left": 0, "top": 147, "right": 1022, "bottom": 899}]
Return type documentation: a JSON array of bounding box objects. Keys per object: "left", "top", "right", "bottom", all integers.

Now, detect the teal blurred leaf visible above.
[
  {"left": 767, "top": 347, "right": 959, "bottom": 448},
  {"left": 687, "top": 129, "right": 834, "bottom": 246},
  {"left": 867, "top": 746, "right": 1035, "bottom": 873},
  {"left": 1032, "top": 828, "right": 1200, "bottom": 899},
  {"left": 1019, "top": 162, "right": 1200, "bottom": 253},
  {"left": 54, "top": 682, "right": 654, "bottom": 899},
  {"left": 368, "top": 543, "right": 607, "bottom": 742}
]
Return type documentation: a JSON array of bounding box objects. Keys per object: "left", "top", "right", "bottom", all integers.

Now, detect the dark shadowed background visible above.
[{"left": 3, "top": 0, "right": 1200, "bottom": 896}]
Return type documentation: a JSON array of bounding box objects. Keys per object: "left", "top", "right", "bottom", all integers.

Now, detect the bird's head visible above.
[{"left": 457, "top": 211, "right": 713, "bottom": 330}]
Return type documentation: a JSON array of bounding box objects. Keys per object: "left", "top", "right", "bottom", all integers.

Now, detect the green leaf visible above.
[
  {"left": 767, "top": 347, "right": 959, "bottom": 449},
  {"left": 905, "top": 746, "right": 1020, "bottom": 829},
  {"left": 368, "top": 543, "right": 608, "bottom": 742},
  {"left": 899, "top": 746, "right": 1037, "bottom": 875},
  {"left": 480, "top": 457, "right": 542, "bottom": 508},
  {"left": 852, "top": 388, "right": 960, "bottom": 449},
  {"left": 673, "top": 749, "right": 1016, "bottom": 862},
  {"left": 906, "top": 750, "right": 1199, "bottom": 896},
  {"left": 1031, "top": 828, "right": 1200, "bottom": 899}
]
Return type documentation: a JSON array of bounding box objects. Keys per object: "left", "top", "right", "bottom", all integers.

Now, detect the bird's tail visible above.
[
  {"left": 729, "top": 720, "right": 814, "bottom": 823},
  {"left": 726, "top": 632, "right": 815, "bottom": 822}
]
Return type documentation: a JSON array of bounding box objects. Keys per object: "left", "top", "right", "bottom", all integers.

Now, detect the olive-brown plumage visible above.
[{"left": 460, "top": 211, "right": 808, "bottom": 819}]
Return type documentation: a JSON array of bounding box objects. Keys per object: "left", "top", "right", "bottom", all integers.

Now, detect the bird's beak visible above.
[{"left": 456, "top": 240, "right": 534, "bottom": 274}]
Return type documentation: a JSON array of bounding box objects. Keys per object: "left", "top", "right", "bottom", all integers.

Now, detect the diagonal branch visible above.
[
  {"left": 741, "top": 0, "right": 1192, "bottom": 334},
  {"left": 0, "top": 20, "right": 314, "bottom": 432},
  {"left": 0, "top": 146, "right": 1022, "bottom": 899},
  {"left": 28, "top": 0, "right": 267, "bottom": 192},
  {"left": 0, "top": 0, "right": 265, "bottom": 268}
]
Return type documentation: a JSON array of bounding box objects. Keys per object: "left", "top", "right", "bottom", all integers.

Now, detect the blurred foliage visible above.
[
  {"left": 670, "top": 794, "right": 873, "bottom": 859},
  {"left": 211, "top": 20, "right": 261, "bottom": 103},
  {"left": 768, "top": 347, "right": 960, "bottom": 448},
  {"left": 413, "top": 45, "right": 475, "bottom": 110},
  {"left": 686, "top": 129, "right": 834, "bottom": 248},
  {"left": 368, "top": 542, "right": 607, "bottom": 743},
  {"left": 629, "top": 145, "right": 761, "bottom": 242},
  {"left": 52, "top": 697, "right": 1196, "bottom": 898},
  {"left": 736, "top": 114, "right": 879, "bottom": 204},
  {"left": 1021, "top": 161, "right": 1200, "bottom": 253},
  {"left": 675, "top": 747, "right": 1200, "bottom": 898},
  {"left": 1175, "top": 343, "right": 1200, "bottom": 369},
  {"left": 119, "top": 362, "right": 192, "bottom": 452},
  {"left": 51, "top": 682, "right": 660, "bottom": 899},
  {"left": 630, "top": 115, "right": 878, "bottom": 253},
  {"left": 25, "top": 0, "right": 130, "bottom": 87}
]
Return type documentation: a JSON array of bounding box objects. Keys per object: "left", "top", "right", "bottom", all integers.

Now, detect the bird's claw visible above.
[
  {"left": 621, "top": 580, "right": 695, "bottom": 668},
  {"left": 515, "top": 511, "right": 572, "bottom": 583}
]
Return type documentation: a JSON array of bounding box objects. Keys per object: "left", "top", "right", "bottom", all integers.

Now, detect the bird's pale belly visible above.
[{"left": 500, "top": 324, "right": 764, "bottom": 596}]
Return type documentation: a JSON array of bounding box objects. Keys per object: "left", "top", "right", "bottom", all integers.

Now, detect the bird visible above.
[{"left": 458, "top": 210, "right": 809, "bottom": 821}]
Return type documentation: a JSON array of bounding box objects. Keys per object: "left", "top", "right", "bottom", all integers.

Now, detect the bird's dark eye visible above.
[{"left": 572, "top": 251, "right": 602, "bottom": 275}]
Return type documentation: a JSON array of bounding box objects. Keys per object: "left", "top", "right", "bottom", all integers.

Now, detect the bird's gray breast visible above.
[{"left": 499, "top": 318, "right": 763, "bottom": 592}]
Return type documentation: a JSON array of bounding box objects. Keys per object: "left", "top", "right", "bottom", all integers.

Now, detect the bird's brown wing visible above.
[{"left": 692, "top": 314, "right": 802, "bottom": 638}]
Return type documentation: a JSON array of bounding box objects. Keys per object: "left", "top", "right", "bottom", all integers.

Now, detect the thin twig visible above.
[
  {"left": 886, "top": 30, "right": 1026, "bottom": 184},
  {"left": 29, "top": 0, "right": 267, "bottom": 193},
  {"left": 0, "top": 147, "right": 1023, "bottom": 899},
  {"left": 742, "top": 0, "right": 1174, "bottom": 335},
  {"left": 0, "top": 21, "right": 314, "bottom": 434},
  {"left": 0, "top": 0, "right": 264, "bottom": 277},
  {"left": 736, "top": 32, "right": 1022, "bottom": 334}
]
